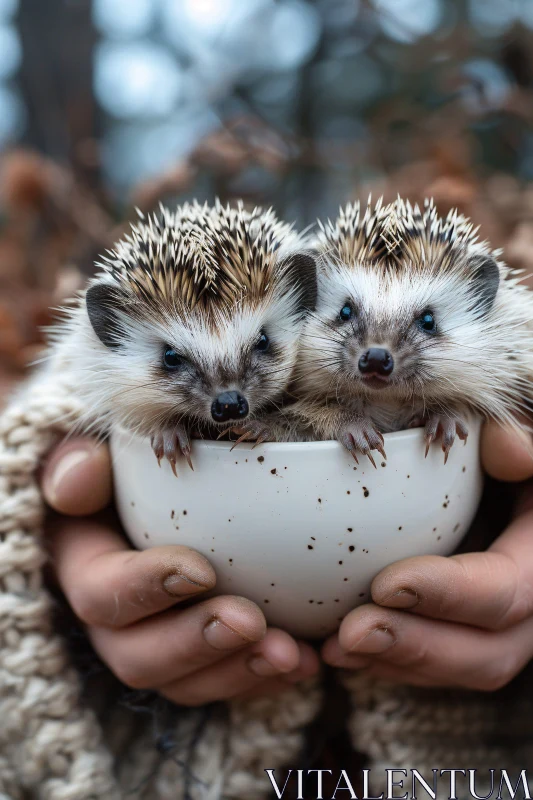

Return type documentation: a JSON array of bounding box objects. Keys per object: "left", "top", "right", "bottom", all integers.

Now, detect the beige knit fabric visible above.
[
  {"left": 0, "top": 373, "right": 322, "bottom": 799},
  {"left": 343, "top": 669, "right": 533, "bottom": 794}
]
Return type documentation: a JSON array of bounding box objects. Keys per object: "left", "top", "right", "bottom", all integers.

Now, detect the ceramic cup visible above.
[{"left": 111, "top": 419, "right": 483, "bottom": 638}]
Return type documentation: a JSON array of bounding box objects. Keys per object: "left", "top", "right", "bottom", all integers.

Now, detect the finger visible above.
[
  {"left": 333, "top": 603, "right": 533, "bottom": 691},
  {"left": 160, "top": 629, "right": 314, "bottom": 706},
  {"left": 371, "top": 509, "right": 533, "bottom": 630},
  {"left": 47, "top": 516, "right": 215, "bottom": 627},
  {"left": 42, "top": 438, "right": 112, "bottom": 515},
  {"left": 481, "top": 421, "right": 533, "bottom": 483},
  {"left": 89, "top": 595, "right": 267, "bottom": 689},
  {"left": 223, "top": 640, "right": 321, "bottom": 700}
]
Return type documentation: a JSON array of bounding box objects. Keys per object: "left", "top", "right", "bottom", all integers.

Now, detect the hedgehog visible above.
[
  {"left": 45, "top": 200, "right": 316, "bottom": 473},
  {"left": 287, "top": 196, "right": 533, "bottom": 464}
]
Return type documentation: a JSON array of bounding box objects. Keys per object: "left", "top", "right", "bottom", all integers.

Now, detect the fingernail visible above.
[
  {"left": 163, "top": 573, "right": 206, "bottom": 596},
  {"left": 247, "top": 655, "right": 282, "bottom": 678},
  {"left": 349, "top": 627, "right": 395, "bottom": 654},
  {"left": 48, "top": 448, "right": 92, "bottom": 501},
  {"left": 203, "top": 619, "right": 252, "bottom": 651},
  {"left": 380, "top": 589, "right": 419, "bottom": 609}
]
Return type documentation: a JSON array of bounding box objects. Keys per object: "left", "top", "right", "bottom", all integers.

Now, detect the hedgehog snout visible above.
[
  {"left": 211, "top": 391, "right": 249, "bottom": 423},
  {"left": 358, "top": 348, "right": 394, "bottom": 377}
]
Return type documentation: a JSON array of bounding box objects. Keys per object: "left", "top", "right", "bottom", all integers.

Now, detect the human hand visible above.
[
  {"left": 322, "top": 422, "right": 533, "bottom": 690},
  {"left": 42, "top": 438, "right": 319, "bottom": 705}
]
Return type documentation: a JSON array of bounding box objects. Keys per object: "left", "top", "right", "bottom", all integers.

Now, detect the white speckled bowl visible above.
[{"left": 110, "top": 420, "right": 483, "bottom": 639}]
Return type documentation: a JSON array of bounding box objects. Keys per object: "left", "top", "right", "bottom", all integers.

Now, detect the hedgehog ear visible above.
[
  {"left": 283, "top": 252, "right": 318, "bottom": 312},
  {"left": 468, "top": 254, "right": 500, "bottom": 314},
  {"left": 86, "top": 282, "right": 126, "bottom": 349}
]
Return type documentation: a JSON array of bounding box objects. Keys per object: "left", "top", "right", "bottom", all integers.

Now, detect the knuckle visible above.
[
  {"left": 485, "top": 555, "right": 532, "bottom": 630},
  {"left": 162, "top": 686, "right": 212, "bottom": 707},
  {"left": 110, "top": 652, "right": 152, "bottom": 690},
  {"left": 68, "top": 586, "right": 104, "bottom": 627},
  {"left": 477, "top": 656, "right": 517, "bottom": 692}
]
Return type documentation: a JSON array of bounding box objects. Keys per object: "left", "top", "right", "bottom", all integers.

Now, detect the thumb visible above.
[{"left": 41, "top": 437, "right": 113, "bottom": 515}]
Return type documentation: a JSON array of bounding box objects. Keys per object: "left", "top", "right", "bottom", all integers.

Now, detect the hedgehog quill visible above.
[
  {"left": 45, "top": 201, "right": 316, "bottom": 474},
  {"left": 290, "top": 197, "right": 533, "bottom": 465}
]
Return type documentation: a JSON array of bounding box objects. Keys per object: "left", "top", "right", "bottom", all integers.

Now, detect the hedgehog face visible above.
[
  {"left": 299, "top": 258, "right": 501, "bottom": 407},
  {"left": 83, "top": 278, "right": 310, "bottom": 437},
  {"left": 81, "top": 202, "right": 316, "bottom": 438}
]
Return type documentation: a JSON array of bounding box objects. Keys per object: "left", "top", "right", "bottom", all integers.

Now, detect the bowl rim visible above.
[{"left": 113, "top": 419, "right": 481, "bottom": 453}]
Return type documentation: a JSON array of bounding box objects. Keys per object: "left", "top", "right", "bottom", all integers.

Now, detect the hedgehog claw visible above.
[
  {"left": 366, "top": 451, "right": 377, "bottom": 469},
  {"left": 228, "top": 420, "right": 273, "bottom": 449},
  {"left": 150, "top": 425, "right": 193, "bottom": 475},
  {"left": 423, "top": 414, "right": 468, "bottom": 463},
  {"left": 339, "top": 419, "right": 385, "bottom": 467},
  {"left": 230, "top": 431, "right": 252, "bottom": 450}
]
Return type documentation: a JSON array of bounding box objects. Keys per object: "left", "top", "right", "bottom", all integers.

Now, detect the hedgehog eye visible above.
[
  {"left": 416, "top": 311, "right": 437, "bottom": 334},
  {"left": 339, "top": 304, "right": 354, "bottom": 322},
  {"left": 163, "top": 346, "right": 183, "bottom": 369},
  {"left": 255, "top": 330, "right": 270, "bottom": 352}
]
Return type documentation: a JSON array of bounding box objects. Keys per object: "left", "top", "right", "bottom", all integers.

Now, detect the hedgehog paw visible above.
[
  {"left": 339, "top": 418, "right": 386, "bottom": 468},
  {"left": 225, "top": 420, "right": 274, "bottom": 449},
  {"left": 151, "top": 425, "right": 193, "bottom": 476},
  {"left": 424, "top": 414, "right": 468, "bottom": 463}
]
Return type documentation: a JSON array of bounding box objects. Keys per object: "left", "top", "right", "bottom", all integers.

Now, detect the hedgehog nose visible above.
[
  {"left": 358, "top": 348, "right": 394, "bottom": 377},
  {"left": 211, "top": 391, "right": 249, "bottom": 423}
]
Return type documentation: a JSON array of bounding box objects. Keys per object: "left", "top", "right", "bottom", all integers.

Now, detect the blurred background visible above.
[{"left": 2, "top": 0, "right": 533, "bottom": 390}]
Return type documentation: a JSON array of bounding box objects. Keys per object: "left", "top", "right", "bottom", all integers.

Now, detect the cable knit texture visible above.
[{"left": 0, "top": 373, "right": 322, "bottom": 799}]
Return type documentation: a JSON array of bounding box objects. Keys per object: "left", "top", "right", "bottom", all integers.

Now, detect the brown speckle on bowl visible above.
[
  {"left": 462, "top": 466, "right": 466, "bottom": 472},
  {"left": 311, "top": 536, "right": 316, "bottom": 541},
  {"left": 347, "top": 527, "right": 353, "bottom": 532},
  {"left": 144, "top": 532, "right": 149, "bottom": 539},
  {"left": 398, "top": 526, "right": 402, "bottom": 531},
  {"left": 433, "top": 527, "right": 437, "bottom": 532},
  {"left": 264, "top": 599, "right": 269, "bottom": 604},
  {"left": 170, "top": 510, "right": 175, "bottom": 519},
  {"left": 363, "top": 487, "right": 369, "bottom": 498},
  {"left": 257, "top": 456, "right": 265, "bottom": 463},
  {"left": 175, "top": 525, "right": 179, "bottom": 531},
  {"left": 270, "top": 468, "right": 277, "bottom": 475},
  {"left": 309, "top": 599, "right": 314, "bottom": 604},
  {"left": 381, "top": 462, "right": 386, "bottom": 468},
  {"left": 308, "top": 545, "right": 314, "bottom": 550},
  {"left": 334, "top": 598, "right": 340, "bottom": 603},
  {"left": 338, "top": 560, "right": 343, "bottom": 565},
  {"left": 359, "top": 592, "right": 366, "bottom": 598},
  {"left": 343, "top": 578, "right": 348, "bottom": 582},
  {"left": 348, "top": 545, "right": 355, "bottom": 552},
  {"left": 437, "top": 535, "right": 442, "bottom": 540},
  {"left": 271, "top": 583, "right": 275, "bottom": 587},
  {"left": 317, "top": 601, "right": 323, "bottom": 605},
  {"left": 211, "top": 548, "right": 215, "bottom": 552},
  {"left": 183, "top": 510, "right": 187, "bottom": 515},
  {"left": 318, "top": 497, "right": 322, "bottom": 503},
  {"left": 229, "top": 558, "right": 233, "bottom": 564},
  {"left": 443, "top": 502, "right": 448, "bottom": 509},
  {"left": 363, "top": 548, "right": 369, "bottom": 553}
]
